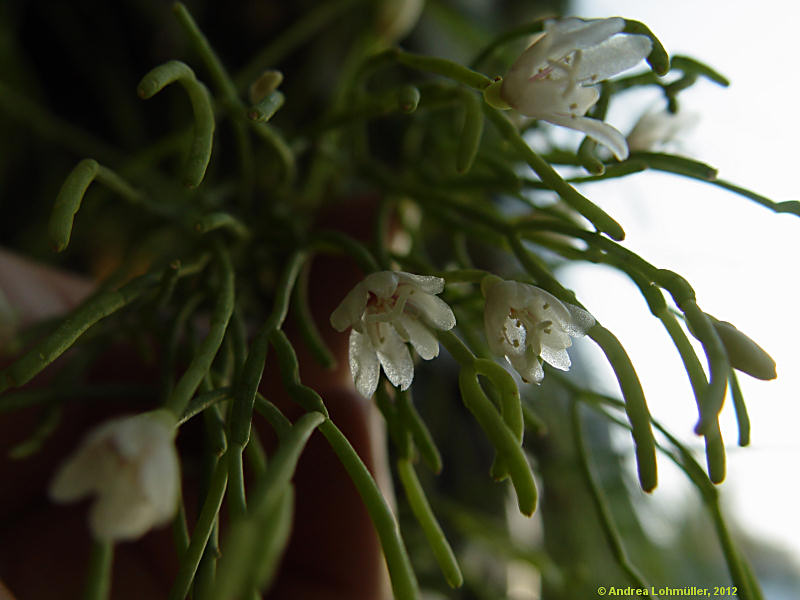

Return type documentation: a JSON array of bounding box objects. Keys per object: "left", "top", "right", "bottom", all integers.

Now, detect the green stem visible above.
[
  {"left": 587, "top": 325, "right": 658, "bottom": 492},
  {"left": 571, "top": 402, "right": 658, "bottom": 597},
  {"left": 251, "top": 485, "right": 294, "bottom": 591},
  {"left": 164, "top": 245, "right": 235, "bottom": 418},
  {"left": 250, "top": 122, "right": 296, "bottom": 188},
  {"left": 576, "top": 390, "right": 761, "bottom": 600},
  {"left": 0, "top": 270, "right": 161, "bottom": 392},
  {"left": 172, "top": 2, "right": 256, "bottom": 202},
  {"left": 674, "top": 298, "right": 729, "bottom": 436},
  {"left": 268, "top": 329, "right": 329, "bottom": 416},
  {"left": 657, "top": 306, "right": 726, "bottom": 483},
  {"left": 713, "top": 179, "right": 800, "bottom": 218},
  {"left": 469, "top": 19, "right": 546, "bottom": 68},
  {"left": 396, "top": 390, "right": 442, "bottom": 473},
  {"left": 485, "top": 107, "right": 625, "bottom": 240},
  {"left": 311, "top": 230, "right": 381, "bottom": 273},
  {"left": 172, "top": 3, "right": 237, "bottom": 102},
  {"left": 620, "top": 268, "right": 726, "bottom": 484},
  {"left": 229, "top": 251, "right": 306, "bottom": 448},
  {"left": 437, "top": 329, "right": 476, "bottom": 367},
  {"left": 292, "top": 262, "right": 337, "bottom": 370},
  {"left": 194, "top": 212, "right": 251, "bottom": 238},
  {"left": 49, "top": 159, "right": 143, "bottom": 252},
  {"left": 82, "top": 541, "right": 113, "bottom": 600},
  {"left": 628, "top": 151, "right": 717, "bottom": 181},
  {"left": 397, "top": 458, "right": 463, "bottom": 588},
  {"left": 137, "top": 59, "right": 215, "bottom": 188},
  {"left": 228, "top": 443, "right": 247, "bottom": 518},
  {"left": 458, "top": 365, "right": 537, "bottom": 516},
  {"left": 728, "top": 370, "right": 751, "bottom": 447},
  {"left": 169, "top": 454, "right": 229, "bottom": 600},
  {"left": 622, "top": 20, "right": 670, "bottom": 75},
  {"left": 319, "top": 418, "right": 420, "bottom": 600},
  {"left": 254, "top": 393, "right": 292, "bottom": 441},
  {"left": 213, "top": 412, "right": 325, "bottom": 599},
  {"left": 393, "top": 48, "right": 492, "bottom": 90},
  {"left": 456, "top": 89, "right": 484, "bottom": 174}
]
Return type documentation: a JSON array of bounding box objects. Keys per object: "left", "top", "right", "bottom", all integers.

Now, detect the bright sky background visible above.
[{"left": 563, "top": 0, "right": 800, "bottom": 569}]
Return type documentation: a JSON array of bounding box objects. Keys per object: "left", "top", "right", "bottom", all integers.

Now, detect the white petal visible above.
[
  {"left": 576, "top": 34, "right": 653, "bottom": 84},
  {"left": 627, "top": 109, "right": 699, "bottom": 152},
  {"left": 547, "top": 17, "right": 624, "bottom": 52},
  {"left": 49, "top": 443, "right": 108, "bottom": 502},
  {"left": 543, "top": 113, "right": 629, "bottom": 160},
  {"left": 349, "top": 329, "right": 381, "bottom": 397},
  {"left": 503, "top": 33, "right": 552, "bottom": 98},
  {"left": 520, "top": 284, "right": 569, "bottom": 320},
  {"left": 563, "top": 303, "right": 596, "bottom": 336},
  {"left": 331, "top": 282, "right": 368, "bottom": 331},
  {"left": 407, "top": 292, "right": 456, "bottom": 331},
  {"left": 139, "top": 437, "right": 180, "bottom": 522},
  {"left": 375, "top": 323, "right": 414, "bottom": 390},
  {"left": 89, "top": 475, "right": 156, "bottom": 541},
  {"left": 362, "top": 271, "right": 399, "bottom": 298},
  {"left": 396, "top": 272, "right": 445, "bottom": 294},
  {"left": 508, "top": 350, "right": 545, "bottom": 384},
  {"left": 540, "top": 325, "right": 572, "bottom": 352},
  {"left": 540, "top": 345, "right": 572, "bottom": 371},
  {"left": 399, "top": 314, "right": 440, "bottom": 360},
  {"left": 485, "top": 316, "right": 510, "bottom": 357},
  {"left": 507, "top": 78, "right": 598, "bottom": 118}
]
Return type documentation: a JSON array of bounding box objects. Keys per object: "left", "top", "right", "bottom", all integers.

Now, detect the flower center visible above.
[{"left": 364, "top": 285, "right": 414, "bottom": 324}]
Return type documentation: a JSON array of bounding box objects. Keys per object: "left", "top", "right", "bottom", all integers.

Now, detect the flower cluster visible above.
[
  {"left": 483, "top": 278, "right": 595, "bottom": 384},
  {"left": 332, "top": 271, "right": 596, "bottom": 395},
  {"left": 49, "top": 411, "right": 180, "bottom": 541},
  {"left": 498, "top": 17, "right": 652, "bottom": 160},
  {"left": 330, "top": 271, "right": 456, "bottom": 397}
]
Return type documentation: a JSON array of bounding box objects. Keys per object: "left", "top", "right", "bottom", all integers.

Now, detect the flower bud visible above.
[{"left": 710, "top": 317, "right": 777, "bottom": 380}]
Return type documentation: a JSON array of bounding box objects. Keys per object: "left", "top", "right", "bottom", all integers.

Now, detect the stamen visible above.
[
  {"left": 560, "top": 49, "right": 582, "bottom": 99},
  {"left": 363, "top": 285, "right": 413, "bottom": 323}
]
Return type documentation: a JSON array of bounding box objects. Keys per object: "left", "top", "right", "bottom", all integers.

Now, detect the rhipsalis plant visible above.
[{"left": 0, "top": 2, "right": 792, "bottom": 599}]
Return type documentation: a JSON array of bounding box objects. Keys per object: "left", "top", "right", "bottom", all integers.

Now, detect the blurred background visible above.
[{"left": 566, "top": 2, "right": 800, "bottom": 598}]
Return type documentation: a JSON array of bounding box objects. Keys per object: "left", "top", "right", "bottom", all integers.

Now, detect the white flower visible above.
[
  {"left": 331, "top": 271, "right": 456, "bottom": 397},
  {"left": 376, "top": 0, "right": 425, "bottom": 44},
  {"left": 627, "top": 107, "right": 699, "bottom": 153},
  {"left": 49, "top": 410, "right": 180, "bottom": 541},
  {"left": 499, "top": 17, "right": 652, "bottom": 160},
  {"left": 484, "top": 279, "right": 595, "bottom": 383}
]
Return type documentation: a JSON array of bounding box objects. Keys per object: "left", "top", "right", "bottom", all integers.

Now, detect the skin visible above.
[{"left": 0, "top": 244, "right": 392, "bottom": 600}]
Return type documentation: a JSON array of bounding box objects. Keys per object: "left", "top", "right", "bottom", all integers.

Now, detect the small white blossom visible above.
[
  {"left": 499, "top": 17, "right": 652, "bottom": 160},
  {"left": 484, "top": 279, "right": 595, "bottom": 383},
  {"left": 376, "top": 0, "right": 425, "bottom": 44},
  {"left": 331, "top": 271, "right": 456, "bottom": 397},
  {"left": 627, "top": 107, "right": 699, "bottom": 153},
  {"left": 49, "top": 410, "right": 180, "bottom": 541}
]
